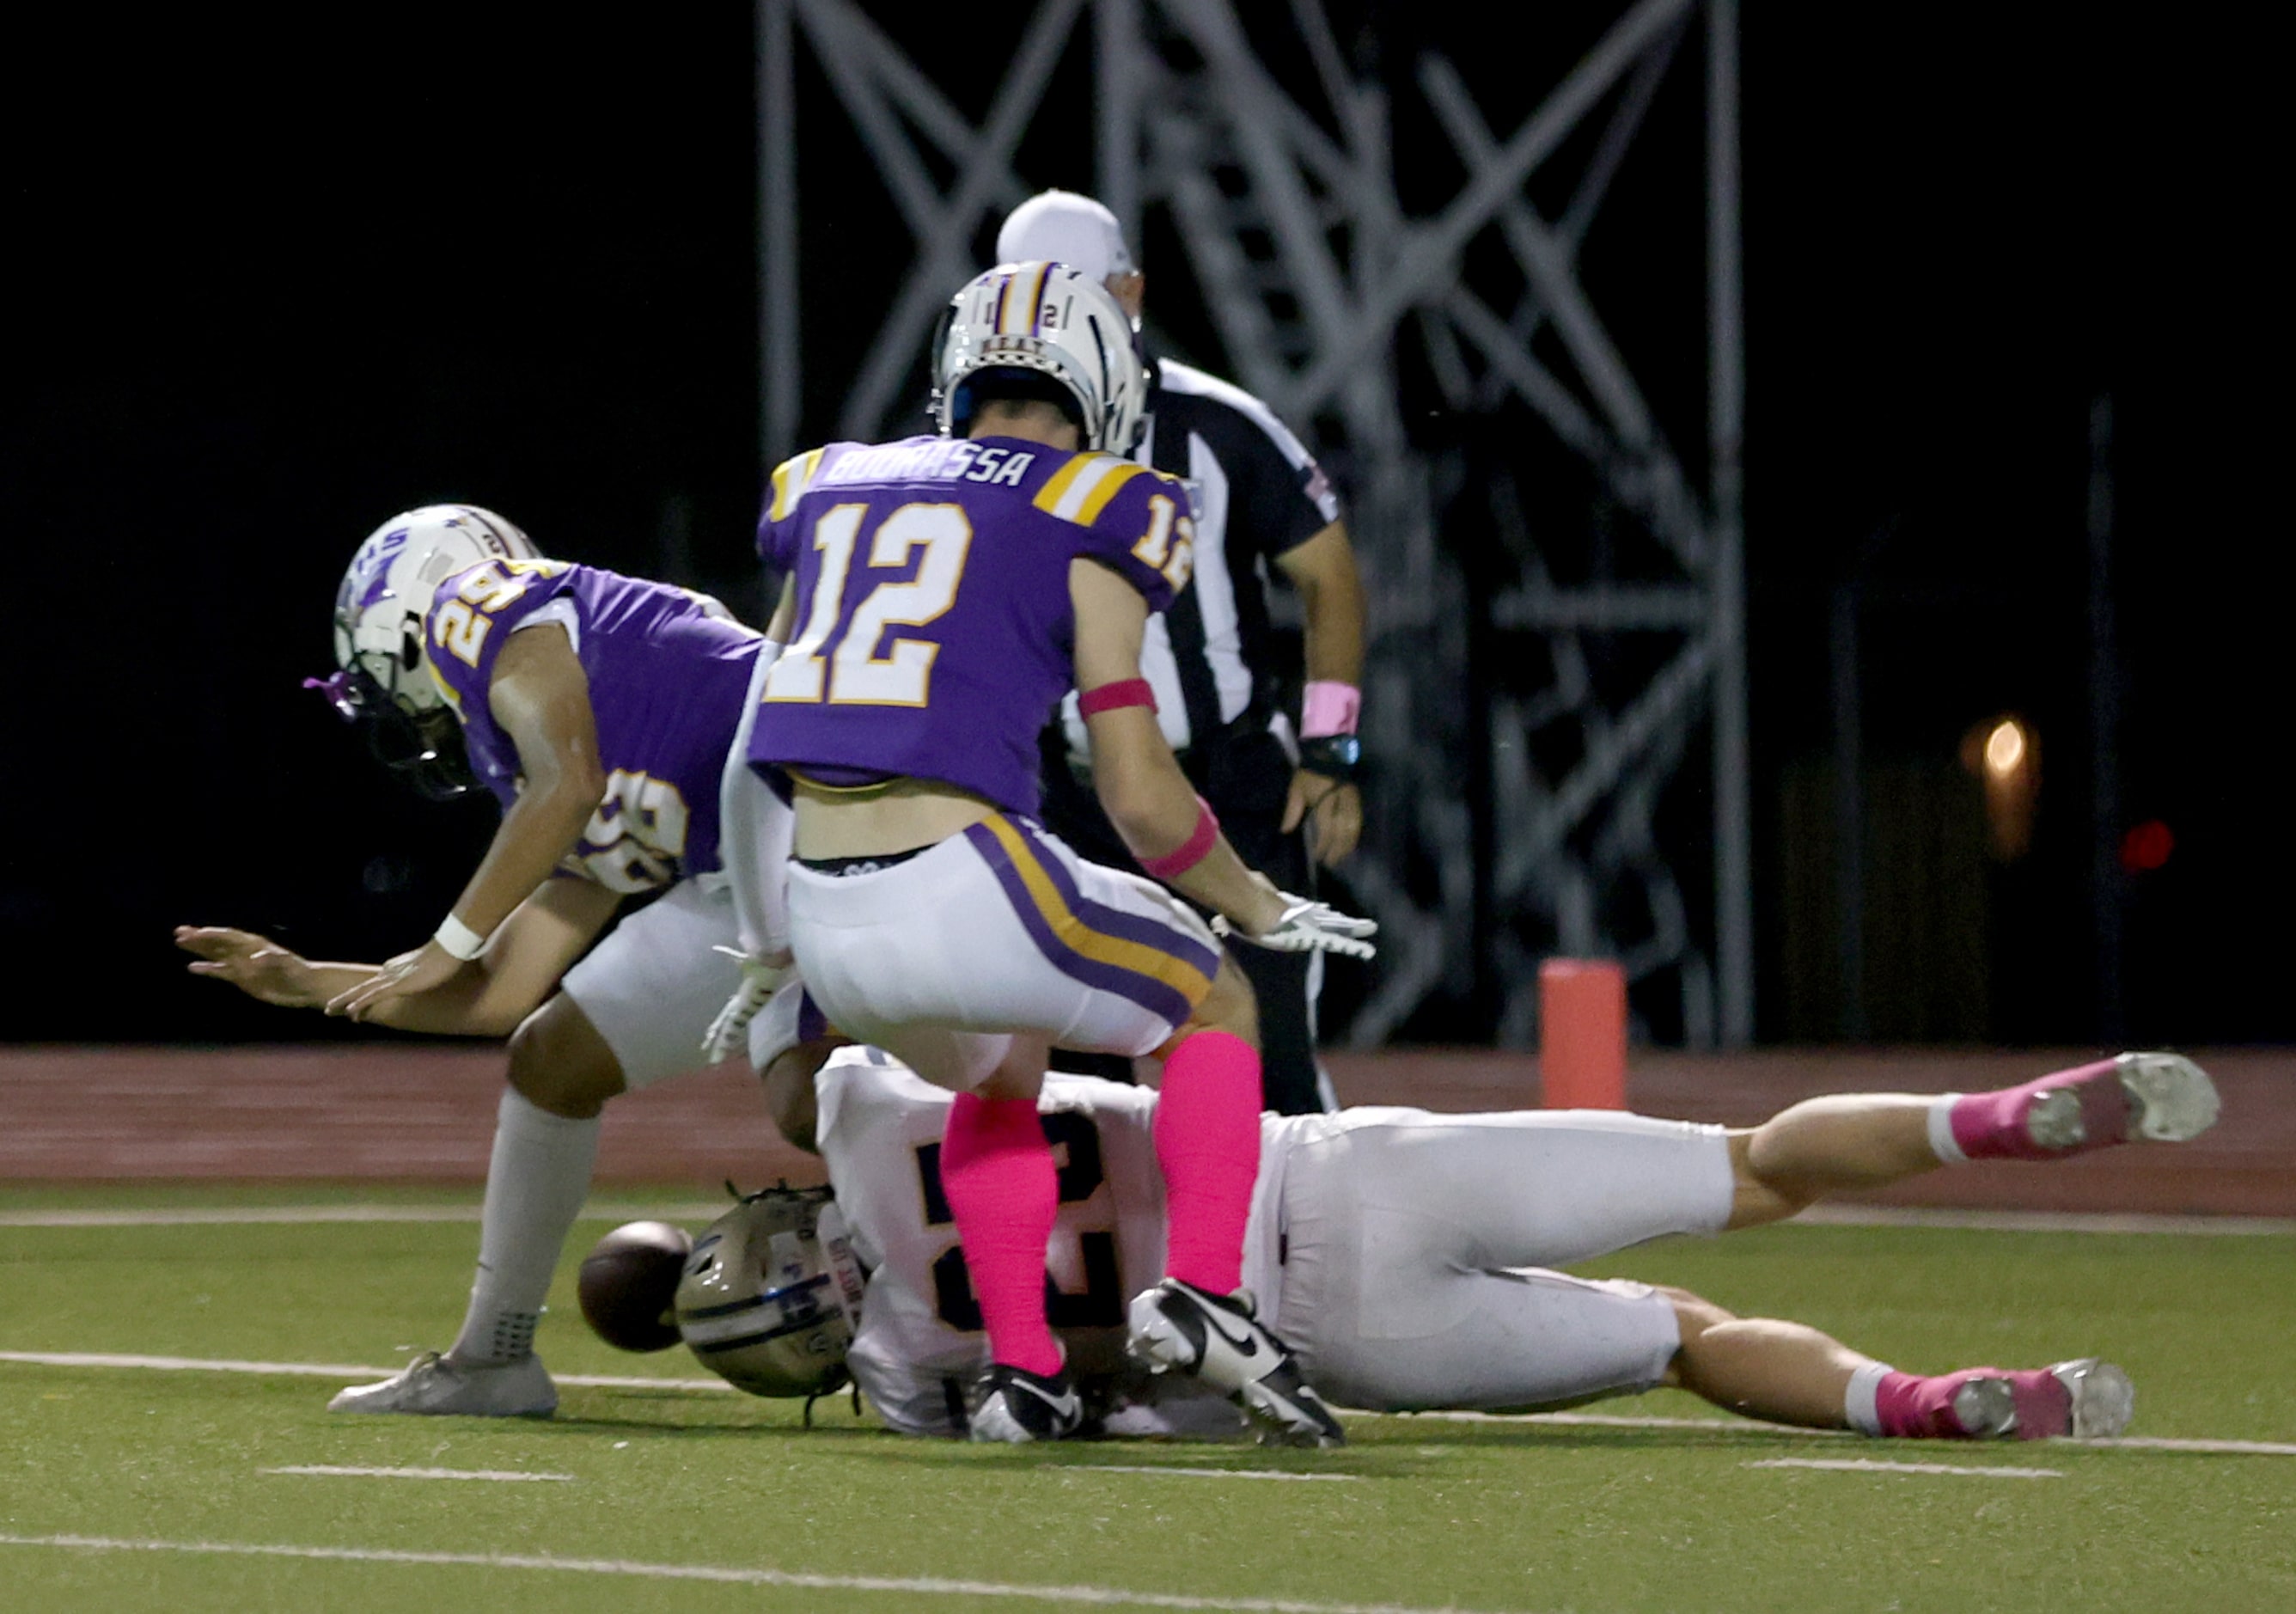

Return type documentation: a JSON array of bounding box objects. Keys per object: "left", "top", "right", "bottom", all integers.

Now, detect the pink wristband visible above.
[
  {"left": 1079, "top": 677, "right": 1157, "bottom": 718},
  {"left": 1140, "top": 798, "right": 1220, "bottom": 881},
  {"left": 1301, "top": 680, "right": 1361, "bottom": 738}
]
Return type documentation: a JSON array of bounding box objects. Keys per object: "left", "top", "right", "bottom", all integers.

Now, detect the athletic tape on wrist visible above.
[
  {"left": 1301, "top": 680, "right": 1361, "bottom": 738},
  {"left": 1139, "top": 797, "right": 1219, "bottom": 881},
  {"left": 1078, "top": 677, "right": 1157, "bottom": 718},
  {"left": 434, "top": 914, "right": 488, "bottom": 961}
]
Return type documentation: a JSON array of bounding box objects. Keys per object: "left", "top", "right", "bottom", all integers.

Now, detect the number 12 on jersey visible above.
[{"left": 764, "top": 502, "right": 974, "bottom": 708}]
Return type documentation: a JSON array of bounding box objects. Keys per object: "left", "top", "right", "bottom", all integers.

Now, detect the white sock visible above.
[
  {"left": 1926, "top": 1094, "right": 1969, "bottom": 1165},
  {"left": 1844, "top": 1360, "right": 1895, "bottom": 1436},
  {"left": 449, "top": 1089, "right": 601, "bottom": 1366}
]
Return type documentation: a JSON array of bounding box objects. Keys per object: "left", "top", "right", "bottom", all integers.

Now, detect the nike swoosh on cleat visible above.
[
  {"left": 1199, "top": 1309, "right": 1263, "bottom": 1360},
  {"left": 1017, "top": 1383, "right": 1081, "bottom": 1417}
]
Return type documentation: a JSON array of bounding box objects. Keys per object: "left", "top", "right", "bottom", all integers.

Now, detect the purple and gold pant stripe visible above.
[
  {"left": 962, "top": 816, "right": 1219, "bottom": 1032},
  {"left": 796, "top": 988, "right": 830, "bottom": 1046}
]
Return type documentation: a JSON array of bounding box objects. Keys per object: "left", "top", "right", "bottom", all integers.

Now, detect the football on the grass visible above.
[{"left": 578, "top": 1220, "right": 693, "bottom": 1352}]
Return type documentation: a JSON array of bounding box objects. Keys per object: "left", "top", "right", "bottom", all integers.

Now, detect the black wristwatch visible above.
[{"left": 1298, "top": 734, "right": 1361, "bottom": 784}]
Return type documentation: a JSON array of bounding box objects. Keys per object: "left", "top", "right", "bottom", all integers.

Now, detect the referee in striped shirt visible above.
[{"left": 999, "top": 191, "right": 1369, "bottom": 1116}]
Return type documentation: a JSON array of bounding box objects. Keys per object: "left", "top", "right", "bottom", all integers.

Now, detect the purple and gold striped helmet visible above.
[{"left": 932, "top": 261, "right": 1147, "bottom": 454}]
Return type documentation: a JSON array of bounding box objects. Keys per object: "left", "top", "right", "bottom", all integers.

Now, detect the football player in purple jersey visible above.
[
  {"left": 999, "top": 190, "right": 1369, "bottom": 1117},
  {"left": 177, "top": 504, "right": 792, "bottom": 1417},
  {"left": 740, "top": 263, "right": 1376, "bottom": 1446}
]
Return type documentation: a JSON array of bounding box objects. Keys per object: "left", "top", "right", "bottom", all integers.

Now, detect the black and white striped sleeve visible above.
[{"left": 1155, "top": 360, "right": 1341, "bottom": 560}]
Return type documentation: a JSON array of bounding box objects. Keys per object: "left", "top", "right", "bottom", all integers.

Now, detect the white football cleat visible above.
[
  {"left": 2050, "top": 1358, "right": 2136, "bottom": 1440},
  {"left": 327, "top": 1350, "right": 558, "bottom": 1418},
  {"left": 1943, "top": 1358, "right": 2134, "bottom": 1441},
  {"left": 2113, "top": 1052, "right": 2220, "bottom": 1143},
  {"left": 1127, "top": 1279, "right": 1343, "bottom": 1447},
  {"left": 2025, "top": 1052, "right": 2220, "bottom": 1151}
]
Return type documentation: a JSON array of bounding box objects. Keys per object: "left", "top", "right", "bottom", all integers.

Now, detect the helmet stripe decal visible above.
[
  {"left": 687, "top": 1315, "right": 835, "bottom": 1354},
  {"left": 681, "top": 1293, "right": 773, "bottom": 1323},
  {"left": 1084, "top": 313, "right": 1113, "bottom": 441},
  {"left": 940, "top": 262, "right": 1143, "bottom": 459}
]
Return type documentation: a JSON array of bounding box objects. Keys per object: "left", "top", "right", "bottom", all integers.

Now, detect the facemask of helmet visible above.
[
  {"left": 677, "top": 1185, "right": 867, "bottom": 1401},
  {"left": 931, "top": 261, "right": 1148, "bottom": 455},
  {"left": 316, "top": 504, "right": 543, "bottom": 800}
]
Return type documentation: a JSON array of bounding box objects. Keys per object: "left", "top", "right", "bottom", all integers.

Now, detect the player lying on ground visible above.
[
  {"left": 737, "top": 263, "right": 1375, "bottom": 1446},
  {"left": 176, "top": 504, "right": 792, "bottom": 1418},
  {"left": 649, "top": 1026, "right": 2219, "bottom": 1442}
]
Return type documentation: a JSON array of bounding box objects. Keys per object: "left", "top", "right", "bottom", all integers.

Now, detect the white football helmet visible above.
[
  {"left": 677, "top": 1186, "right": 867, "bottom": 1403},
  {"left": 932, "top": 260, "right": 1147, "bottom": 453},
  {"left": 312, "top": 504, "right": 541, "bottom": 799}
]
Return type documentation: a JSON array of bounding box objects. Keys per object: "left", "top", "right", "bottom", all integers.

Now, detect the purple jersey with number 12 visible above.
[
  {"left": 424, "top": 560, "right": 763, "bottom": 891},
  {"left": 748, "top": 434, "right": 1195, "bottom": 817}
]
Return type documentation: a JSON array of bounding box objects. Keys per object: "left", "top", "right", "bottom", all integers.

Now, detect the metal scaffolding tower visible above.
[{"left": 759, "top": 0, "right": 1751, "bottom": 1046}]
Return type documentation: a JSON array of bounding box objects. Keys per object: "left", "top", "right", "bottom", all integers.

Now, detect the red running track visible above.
[{"left": 0, "top": 1045, "right": 2288, "bottom": 1215}]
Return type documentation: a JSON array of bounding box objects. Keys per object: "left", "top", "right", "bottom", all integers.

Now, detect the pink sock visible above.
[
  {"left": 939, "top": 1092, "right": 1063, "bottom": 1378},
  {"left": 1154, "top": 1029, "right": 1263, "bottom": 1295},
  {"left": 1947, "top": 1059, "right": 2126, "bottom": 1160},
  {"left": 1873, "top": 1368, "right": 2069, "bottom": 1440}
]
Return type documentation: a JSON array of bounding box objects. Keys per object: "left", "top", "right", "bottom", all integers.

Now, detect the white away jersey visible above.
[{"left": 814, "top": 1048, "right": 1284, "bottom": 1437}]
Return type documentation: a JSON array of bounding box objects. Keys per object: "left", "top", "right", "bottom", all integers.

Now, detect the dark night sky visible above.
[{"left": 6, "top": 5, "right": 2284, "bottom": 1045}]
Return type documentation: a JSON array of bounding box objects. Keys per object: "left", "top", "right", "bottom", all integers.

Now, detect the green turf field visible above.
[{"left": 3, "top": 1193, "right": 2291, "bottom": 1612}]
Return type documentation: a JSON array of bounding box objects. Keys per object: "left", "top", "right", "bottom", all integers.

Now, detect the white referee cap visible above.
[{"left": 996, "top": 190, "right": 1136, "bottom": 281}]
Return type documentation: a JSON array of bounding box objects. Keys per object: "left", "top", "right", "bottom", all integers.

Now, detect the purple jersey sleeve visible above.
[
  {"left": 1052, "top": 453, "right": 1195, "bottom": 615},
  {"left": 757, "top": 447, "right": 836, "bottom": 572},
  {"left": 425, "top": 561, "right": 761, "bottom": 890}
]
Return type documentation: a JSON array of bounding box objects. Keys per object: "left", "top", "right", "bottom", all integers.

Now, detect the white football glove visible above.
[
  {"left": 1212, "top": 896, "right": 1377, "bottom": 960},
  {"left": 700, "top": 948, "right": 791, "bottom": 1065}
]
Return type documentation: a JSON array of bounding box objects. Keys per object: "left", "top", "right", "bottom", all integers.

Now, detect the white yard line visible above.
[
  {"left": 1746, "top": 1458, "right": 2061, "bottom": 1479},
  {"left": 8, "top": 1351, "right": 2293, "bottom": 1457},
  {"left": 3, "top": 1351, "right": 401, "bottom": 1379},
  {"left": 0, "top": 1533, "right": 1523, "bottom": 1612},
  {"left": 1363, "top": 1407, "right": 2296, "bottom": 1456},
  {"left": 0, "top": 1350, "right": 731, "bottom": 1391},
  {"left": 1064, "top": 1464, "right": 1359, "bottom": 1483},
  {"left": 2085, "top": 1436, "right": 2296, "bottom": 1456},
  {"left": 0, "top": 1203, "right": 725, "bottom": 1228},
  {"left": 1401, "top": 1409, "right": 1849, "bottom": 1434},
  {"left": 558, "top": 1371, "right": 732, "bottom": 1391},
  {"left": 262, "top": 1465, "right": 573, "bottom": 1483},
  {"left": 1790, "top": 1206, "right": 2296, "bottom": 1236}
]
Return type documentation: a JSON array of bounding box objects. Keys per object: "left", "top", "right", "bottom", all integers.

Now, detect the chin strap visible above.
[{"left": 303, "top": 671, "right": 361, "bottom": 722}]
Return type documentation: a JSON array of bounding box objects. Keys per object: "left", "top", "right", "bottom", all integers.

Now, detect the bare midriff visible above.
[{"left": 789, "top": 773, "right": 998, "bottom": 860}]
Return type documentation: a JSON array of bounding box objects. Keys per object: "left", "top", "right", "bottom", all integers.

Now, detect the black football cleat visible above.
[
  {"left": 969, "top": 1361, "right": 1084, "bottom": 1443},
  {"left": 1127, "top": 1278, "right": 1344, "bottom": 1448}
]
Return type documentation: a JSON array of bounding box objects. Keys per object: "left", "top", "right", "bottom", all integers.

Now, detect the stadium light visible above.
[{"left": 1983, "top": 718, "right": 2027, "bottom": 779}]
